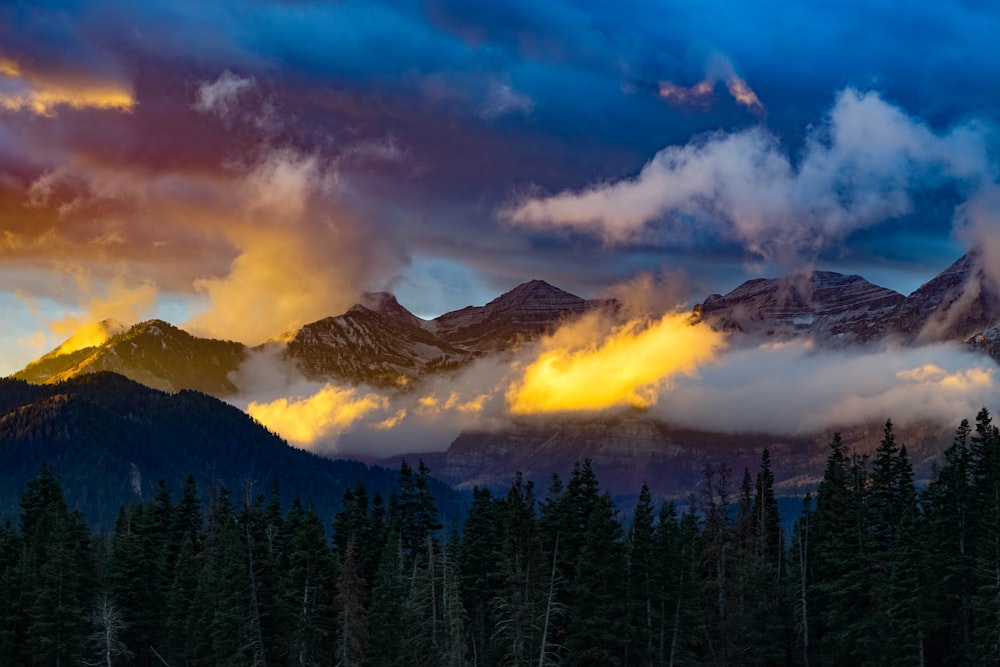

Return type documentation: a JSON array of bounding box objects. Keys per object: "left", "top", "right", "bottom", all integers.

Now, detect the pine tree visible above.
[
  {"left": 19, "top": 466, "right": 96, "bottom": 666},
  {"left": 491, "top": 473, "right": 543, "bottom": 666},
  {"left": 788, "top": 494, "right": 814, "bottom": 667},
  {"left": 283, "top": 502, "right": 336, "bottom": 665},
  {"left": 868, "top": 421, "right": 917, "bottom": 663},
  {"left": 336, "top": 538, "right": 369, "bottom": 667},
  {"left": 627, "top": 483, "right": 657, "bottom": 667},
  {"left": 458, "top": 487, "right": 501, "bottom": 666},
  {"left": 367, "top": 528, "right": 407, "bottom": 667},
  {"left": 922, "top": 418, "right": 975, "bottom": 663},
  {"left": 811, "top": 432, "right": 871, "bottom": 665},
  {"left": 0, "top": 520, "right": 24, "bottom": 662},
  {"left": 565, "top": 492, "right": 629, "bottom": 666},
  {"left": 971, "top": 407, "right": 1000, "bottom": 662}
]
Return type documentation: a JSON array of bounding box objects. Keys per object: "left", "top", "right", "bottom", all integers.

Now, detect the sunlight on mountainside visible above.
[
  {"left": 52, "top": 320, "right": 126, "bottom": 355},
  {"left": 505, "top": 311, "right": 726, "bottom": 414}
]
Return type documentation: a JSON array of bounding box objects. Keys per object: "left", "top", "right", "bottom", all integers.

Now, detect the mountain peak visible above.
[
  {"left": 359, "top": 291, "right": 423, "bottom": 326},
  {"left": 695, "top": 268, "right": 905, "bottom": 342},
  {"left": 431, "top": 278, "right": 593, "bottom": 351}
]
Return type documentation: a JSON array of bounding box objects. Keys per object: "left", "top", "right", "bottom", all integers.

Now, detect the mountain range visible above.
[{"left": 7, "top": 251, "right": 1000, "bottom": 500}]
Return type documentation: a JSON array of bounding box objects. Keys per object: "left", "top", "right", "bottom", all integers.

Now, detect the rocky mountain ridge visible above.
[
  {"left": 693, "top": 252, "right": 1000, "bottom": 351},
  {"left": 12, "top": 252, "right": 1000, "bottom": 396}
]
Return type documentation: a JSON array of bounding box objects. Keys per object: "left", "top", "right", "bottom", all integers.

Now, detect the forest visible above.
[{"left": 2, "top": 410, "right": 1000, "bottom": 666}]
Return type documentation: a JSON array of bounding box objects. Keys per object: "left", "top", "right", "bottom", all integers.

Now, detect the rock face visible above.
[
  {"left": 431, "top": 279, "right": 609, "bottom": 352},
  {"left": 284, "top": 294, "right": 471, "bottom": 388},
  {"left": 12, "top": 320, "right": 246, "bottom": 395},
  {"left": 694, "top": 254, "right": 1000, "bottom": 350},
  {"left": 694, "top": 271, "right": 905, "bottom": 344},
  {"left": 877, "top": 254, "right": 1000, "bottom": 344}
]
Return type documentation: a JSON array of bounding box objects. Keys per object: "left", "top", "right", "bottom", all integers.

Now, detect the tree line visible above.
[{"left": 4, "top": 410, "right": 1000, "bottom": 665}]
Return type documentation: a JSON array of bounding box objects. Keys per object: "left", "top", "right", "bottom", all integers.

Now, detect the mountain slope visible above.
[
  {"left": 13, "top": 320, "right": 246, "bottom": 395},
  {"left": 876, "top": 253, "right": 1000, "bottom": 343},
  {"left": 693, "top": 271, "right": 905, "bottom": 343},
  {"left": 284, "top": 293, "right": 472, "bottom": 388},
  {"left": 431, "top": 279, "right": 610, "bottom": 352},
  {"left": 0, "top": 373, "right": 465, "bottom": 531}
]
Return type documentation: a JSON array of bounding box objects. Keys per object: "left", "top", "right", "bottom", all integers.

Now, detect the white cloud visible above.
[
  {"left": 192, "top": 71, "right": 254, "bottom": 120},
  {"left": 504, "top": 88, "right": 995, "bottom": 262}
]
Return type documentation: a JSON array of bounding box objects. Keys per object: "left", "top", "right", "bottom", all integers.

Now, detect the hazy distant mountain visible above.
[
  {"left": 382, "top": 414, "right": 951, "bottom": 498},
  {"left": 12, "top": 320, "right": 246, "bottom": 395},
  {"left": 0, "top": 373, "right": 465, "bottom": 531}
]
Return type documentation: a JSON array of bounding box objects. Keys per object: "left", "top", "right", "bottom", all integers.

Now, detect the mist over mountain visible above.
[{"left": 7, "top": 252, "right": 1000, "bottom": 498}]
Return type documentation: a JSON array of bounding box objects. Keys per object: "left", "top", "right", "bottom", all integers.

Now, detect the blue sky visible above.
[{"left": 0, "top": 0, "right": 998, "bottom": 372}]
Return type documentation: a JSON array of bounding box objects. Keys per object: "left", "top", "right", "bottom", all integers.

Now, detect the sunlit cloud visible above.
[
  {"left": 659, "top": 52, "right": 764, "bottom": 115},
  {"left": 247, "top": 384, "right": 389, "bottom": 447},
  {"left": 506, "top": 310, "right": 726, "bottom": 414},
  {"left": 47, "top": 272, "right": 156, "bottom": 343},
  {"left": 0, "top": 58, "right": 134, "bottom": 116}
]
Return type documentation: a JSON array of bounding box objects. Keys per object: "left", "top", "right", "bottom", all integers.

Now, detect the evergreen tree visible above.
[
  {"left": 491, "top": 473, "right": 542, "bottom": 666},
  {"left": 336, "top": 538, "right": 369, "bottom": 667},
  {"left": 868, "top": 421, "right": 917, "bottom": 663},
  {"left": 458, "top": 487, "right": 502, "bottom": 666},
  {"left": 0, "top": 520, "right": 24, "bottom": 662},
  {"left": 922, "top": 418, "right": 975, "bottom": 664},
  {"left": 19, "top": 466, "right": 96, "bottom": 666},
  {"left": 367, "top": 528, "right": 407, "bottom": 667},
  {"left": 565, "top": 492, "right": 629, "bottom": 666},
  {"left": 971, "top": 407, "right": 1000, "bottom": 662},
  {"left": 283, "top": 501, "right": 336, "bottom": 665},
  {"left": 811, "top": 432, "right": 872, "bottom": 666},
  {"left": 627, "top": 483, "right": 657, "bottom": 667}
]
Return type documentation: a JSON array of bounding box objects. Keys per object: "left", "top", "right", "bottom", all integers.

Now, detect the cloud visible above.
[
  {"left": 479, "top": 79, "right": 534, "bottom": 119},
  {"left": 0, "top": 56, "right": 134, "bottom": 116},
  {"left": 659, "top": 52, "right": 764, "bottom": 115},
  {"left": 504, "top": 88, "right": 995, "bottom": 263},
  {"left": 46, "top": 270, "right": 157, "bottom": 343},
  {"left": 654, "top": 341, "right": 997, "bottom": 434},
  {"left": 247, "top": 384, "right": 389, "bottom": 447},
  {"left": 192, "top": 71, "right": 255, "bottom": 120},
  {"left": 186, "top": 144, "right": 397, "bottom": 344},
  {"left": 505, "top": 309, "right": 726, "bottom": 414}
]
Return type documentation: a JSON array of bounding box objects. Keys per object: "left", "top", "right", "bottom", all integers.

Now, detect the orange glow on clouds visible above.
[
  {"left": 247, "top": 384, "right": 388, "bottom": 447},
  {"left": 658, "top": 80, "right": 715, "bottom": 109},
  {"left": 0, "top": 57, "right": 134, "bottom": 115},
  {"left": 725, "top": 78, "right": 764, "bottom": 115},
  {"left": 506, "top": 311, "right": 725, "bottom": 415},
  {"left": 896, "top": 364, "right": 993, "bottom": 390},
  {"left": 418, "top": 391, "right": 488, "bottom": 415},
  {"left": 52, "top": 319, "right": 126, "bottom": 356},
  {"left": 658, "top": 52, "right": 765, "bottom": 115}
]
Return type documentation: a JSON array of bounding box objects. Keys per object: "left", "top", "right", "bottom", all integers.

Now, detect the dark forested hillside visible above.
[
  {"left": 0, "top": 373, "right": 464, "bottom": 532},
  {"left": 3, "top": 410, "right": 1000, "bottom": 665}
]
